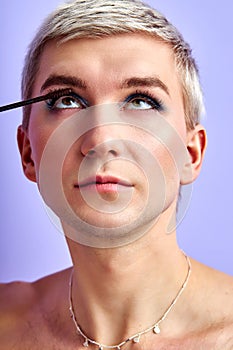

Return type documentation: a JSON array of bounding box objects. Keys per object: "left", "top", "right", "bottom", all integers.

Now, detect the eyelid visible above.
[
  {"left": 45, "top": 88, "right": 89, "bottom": 110},
  {"left": 122, "top": 90, "right": 165, "bottom": 111},
  {"left": 44, "top": 88, "right": 165, "bottom": 112}
]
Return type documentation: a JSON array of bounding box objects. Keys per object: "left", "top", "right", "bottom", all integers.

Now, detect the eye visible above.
[
  {"left": 126, "top": 98, "right": 153, "bottom": 110},
  {"left": 123, "top": 92, "right": 164, "bottom": 111},
  {"left": 46, "top": 92, "right": 87, "bottom": 111}
]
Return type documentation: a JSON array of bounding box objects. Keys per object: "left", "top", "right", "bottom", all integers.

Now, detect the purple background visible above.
[{"left": 0, "top": 0, "right": 232, "bottom": 282}]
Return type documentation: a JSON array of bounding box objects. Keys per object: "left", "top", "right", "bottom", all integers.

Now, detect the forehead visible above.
[{"left": 33, "top": 34, "right": 183, "bottom": 106}]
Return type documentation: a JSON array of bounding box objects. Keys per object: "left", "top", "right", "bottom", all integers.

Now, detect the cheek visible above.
[
  {"left": 132, "top": 130, "right": 184, "bottom": 191},
  {"left": 29, "top": 131, "right": 49, "bottom": 171},
  {"left": 150, "top": 143, "right": 180, "bottom": 186},
  {"left": 61, "top": 141, "right": 82, "bottom": 185},
  {"left": 28, "top": 103, "right": 71, "bottom": 169},
  {"left": 28, "top": 121, "right": 57, "bottom": 176}
]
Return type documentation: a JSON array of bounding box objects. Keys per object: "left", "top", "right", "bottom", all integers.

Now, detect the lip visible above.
[{"left": 76, "top": 175, "right": 133, "bottom": 189}]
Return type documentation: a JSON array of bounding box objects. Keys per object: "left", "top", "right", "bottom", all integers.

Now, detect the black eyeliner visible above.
[
  {"left": 123, "top": 90, "right": 165, "bottom": 111},
  {"left": 0, "top": 88, "right": 73, "bottom": 112},
  {"left": 45, "top": 89, "right": 88, "bottom": 111},
  {"left": 0, "top": 89, "right": 164, "bottom": 113}
]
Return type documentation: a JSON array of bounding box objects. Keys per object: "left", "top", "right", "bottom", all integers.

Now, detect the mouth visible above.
[{"left": 76, "top": 175, "right": 133, "bottom": 193}]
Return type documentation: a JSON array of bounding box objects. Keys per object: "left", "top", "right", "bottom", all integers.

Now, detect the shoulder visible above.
[
  {"left": 0, "top": 280, "right": 37, "bottom": 348},
  {"left": 0, "top": 268, "right": 72, "bottom": 349},
  {"left": 203, "top": 263, "right": 233, "bottom": 313},
  {"left": 178, "top": 262, "right": 233, "bottom": 350},
  {"left": 192, "top": 259, "right": 233, "bottom": 332},
  {"left": 0, "top": 268, "right": 72, "bottom": 314},
  {"left": 0, "top": 279, "right": 36, "bottom": 318}
]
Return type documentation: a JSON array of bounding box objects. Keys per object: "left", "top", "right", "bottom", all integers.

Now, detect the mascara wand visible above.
[{"left": 0, "top": 89, "right": 73, "bottom": 112}]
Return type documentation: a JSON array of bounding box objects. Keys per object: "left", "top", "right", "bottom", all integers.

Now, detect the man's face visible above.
[{"left": 21, "top": 34, "right": 192, "bottom": 247}]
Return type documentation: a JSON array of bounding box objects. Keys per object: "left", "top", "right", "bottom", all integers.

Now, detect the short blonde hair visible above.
[{"left": 21, "top": 0, "right": 204, "bottom": 130}]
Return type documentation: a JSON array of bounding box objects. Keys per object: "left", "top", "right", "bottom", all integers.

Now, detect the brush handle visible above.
[
  {"left": 0, "top": 88, "right": 73, "bottom": 112},
  {"left": 0, "top": 93, "right": 53, "bottom": 112}
]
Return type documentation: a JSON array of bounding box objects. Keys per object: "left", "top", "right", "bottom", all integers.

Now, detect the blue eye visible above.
[
  {"left": 123, "top": 92, "right": 164, "bottom": 112},
  {"left": 46, "top": 91, "right": 88, "bottom": 111}
]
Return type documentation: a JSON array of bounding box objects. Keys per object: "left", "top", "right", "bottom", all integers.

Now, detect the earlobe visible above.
[
  {"left": 17, "top": 125, "right": 37, "bottom": 182},
  {"left": 180, "top": 124, "right": 207, "bottom": 185}
]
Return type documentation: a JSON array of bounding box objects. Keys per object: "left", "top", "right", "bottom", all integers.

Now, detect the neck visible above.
[{"left": 65, "top": 224, "right": 191, "bottom": 346}]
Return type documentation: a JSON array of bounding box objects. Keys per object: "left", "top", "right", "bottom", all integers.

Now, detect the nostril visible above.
[
  {"left": 87, "top": 149, "right": 95, "bottom": 157},
  {"left": 109, "top": 149, "right": 118, "bottom": 156},
  {"left": 84, "top": 147, "right": 118, "bottom": 158}
]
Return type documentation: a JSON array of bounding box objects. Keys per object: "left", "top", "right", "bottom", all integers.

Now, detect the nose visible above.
[
  {"left": 80, "top": 125, "right": 123, "bottom": 158},
  {"left": 79, "top": 103, "right": 126, "bottom": 158}
]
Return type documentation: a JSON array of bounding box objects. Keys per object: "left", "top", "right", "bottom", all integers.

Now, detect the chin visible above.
[{"left": 60, "top": 203, "right": 164, "bottom": 248}]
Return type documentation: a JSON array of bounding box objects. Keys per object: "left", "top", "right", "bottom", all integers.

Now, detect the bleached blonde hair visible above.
[{"left": 21, "top": 0, "right": 204, "bottom": 130}]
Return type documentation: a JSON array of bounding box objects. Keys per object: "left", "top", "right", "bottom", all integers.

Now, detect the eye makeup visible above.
[
  {"left": 0, "top": 88, "right": 75, "bottom": 112},
  {"left": 0, "top": 88, "right": 165, "bottom": 114},
  {"left": 46, "top": 89, "right": 89, "bottom": 111},
  {"left": 123, "top": 90, "right": 165, "bottom": 112},
  {"left": 45, "top": 88, "right": 165, "bottom": 113}
]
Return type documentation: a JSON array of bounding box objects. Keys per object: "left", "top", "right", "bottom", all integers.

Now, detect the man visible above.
[{"left": 0, "top": 0, "right": 233, "bottom": 349}]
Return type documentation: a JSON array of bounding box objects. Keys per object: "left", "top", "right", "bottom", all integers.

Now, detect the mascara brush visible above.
[{"left": 0, "top": 89, "right": 73, "bottom": 112}]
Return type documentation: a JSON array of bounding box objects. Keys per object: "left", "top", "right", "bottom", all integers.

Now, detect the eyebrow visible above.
[
  {"left": 40, "top": 74, "right": 87, "bottom": 93},
  {"left": 40, "top": 74, "right": 170, "bottom": 96},
  {"left": 120, "top": 76, "right": 170, "bottom": 96},
  {"left": 0, "top": 75, "right": 170, "bottom": 113}
]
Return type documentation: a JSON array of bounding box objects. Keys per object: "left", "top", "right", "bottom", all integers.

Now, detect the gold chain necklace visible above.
[{"left": 69, "top": 252, "right": 191, "bottom": 350}]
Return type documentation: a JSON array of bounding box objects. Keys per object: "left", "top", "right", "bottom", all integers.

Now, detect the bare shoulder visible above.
[
  {"left": 201, "top": 262, "right": 233, "bottom": 310},
  {"left": 0, "top": 279, "right": 37, "bottom": 348},
  {"left": 0, "top": 278, "right": 37, "bottom": 320},
  {"left": 0, "top": 268, "right": 73, "bottom": 350},
  {"left": 211, "top": 270, "right": 233, "bottom": 342},
  {"left": 164, "top": 261, "right": 233, "bottom": 349},
  {"left": 192, "top": 259, "right": 233, "bottom": 339}
]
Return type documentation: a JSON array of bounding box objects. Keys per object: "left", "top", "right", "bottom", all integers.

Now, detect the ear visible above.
[
  {"left": 180, "top": 124, "right": 207, "bottom": 185},
  {"left": 17, "top": 125, "right": 37, "bottom": 182}
]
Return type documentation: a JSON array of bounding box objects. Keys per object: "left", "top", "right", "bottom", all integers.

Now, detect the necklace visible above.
[{"left": 69, "top": 252, "right": 191, "bottom": 350}]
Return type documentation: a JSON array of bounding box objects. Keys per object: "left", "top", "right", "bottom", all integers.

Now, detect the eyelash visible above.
[
  {"left": 44, "top": 88, "right": 165, "bottom": 112},
  {"left": 124, "top": 89, "right": 164, "bottom": 111},
  {"left": 45, "top": 89, "right": 88, "bottom": 111}
]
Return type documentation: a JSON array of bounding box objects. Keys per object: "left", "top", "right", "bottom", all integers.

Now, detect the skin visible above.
[{"left": 1, "top": 34, "right": 233, "bottom": 349}]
